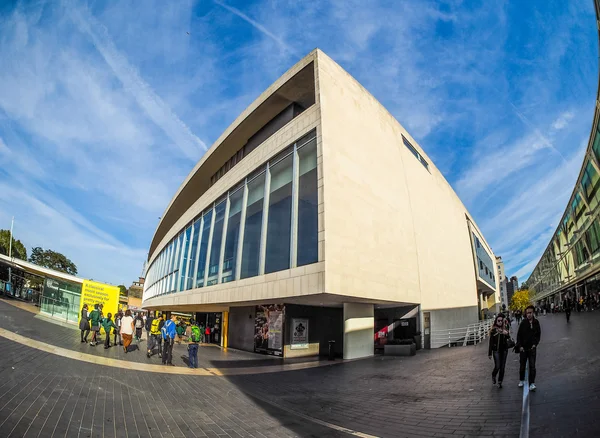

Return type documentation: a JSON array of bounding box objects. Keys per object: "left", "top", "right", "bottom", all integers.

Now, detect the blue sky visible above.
[{"left": 0, "top": 0, "right": 597, "bottom": 286}]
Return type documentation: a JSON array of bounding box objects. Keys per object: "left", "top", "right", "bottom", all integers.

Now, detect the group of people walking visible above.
[
  {"left": 488, "top": 305, "right": 541, "bottom": 391},
  {"left": 79, "top": 304, "right": 138, "bottom": 353},
  {"left": 79, "top": 305, "right": 206, "bottom": 368}
]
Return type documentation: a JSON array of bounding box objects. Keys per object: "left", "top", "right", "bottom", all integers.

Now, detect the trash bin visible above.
[
  {"left": 413, "top": 332, "right": 422, "bottom": 350},
  {"left": 328, "top": 340, "right": 336, "bottom": 361}
]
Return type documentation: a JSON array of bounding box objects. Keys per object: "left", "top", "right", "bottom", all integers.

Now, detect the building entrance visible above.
[{"left": 195, "top": 312, "right": 222, "bottom": 344}]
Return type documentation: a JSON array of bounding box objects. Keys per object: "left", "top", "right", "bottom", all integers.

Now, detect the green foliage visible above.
[
  {"left": 0, "top": 229, "right": 27, "bottom": 260},
  {"left": 29, "top": 247, "right": 78, "bottom": 275},
  {"left": 118, "top": 285, "right": 128, "bottom": 296},
  {"left": 509, "top": 289, "right": 531, "bottom": 312}
]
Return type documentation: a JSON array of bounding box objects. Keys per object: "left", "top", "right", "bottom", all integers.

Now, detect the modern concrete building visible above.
[
  {"left": 496, "top": 256, "right": 508, "bottom": 310},
  {"left": 142, "top": 50, "right": 498, "bottom": 359},
  {"left": 506, "top": 276, "right": 518, "bottom": 305}
]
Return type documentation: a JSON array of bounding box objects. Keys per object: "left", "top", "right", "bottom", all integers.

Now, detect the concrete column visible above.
[
  {"left": 221, "top": 311, "right": 229, "bottom": 349},
  {"left": 479, "top": 292, "right": 485, "bottom": 319},
  {"left": 343, "top": 303, "right": 374, "bottom": 360}
]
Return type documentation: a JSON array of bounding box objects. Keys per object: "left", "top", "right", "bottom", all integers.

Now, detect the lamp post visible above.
[{"left": 7, "top": 217, "right": 14, "bottom": 296}]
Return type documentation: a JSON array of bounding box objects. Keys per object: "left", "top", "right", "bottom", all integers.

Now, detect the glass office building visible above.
[{"left": 528, "top": 0, "right": 600, "bottom": 306}]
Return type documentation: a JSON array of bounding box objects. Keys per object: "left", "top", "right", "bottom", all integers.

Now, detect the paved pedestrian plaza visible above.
[{"left": 0, "top": 300, "right": 598, "bottom": 437}]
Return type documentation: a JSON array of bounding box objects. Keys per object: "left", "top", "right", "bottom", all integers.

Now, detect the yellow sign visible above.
[{"left": 79, "top": 280, "right": 120, "bottom": 333}]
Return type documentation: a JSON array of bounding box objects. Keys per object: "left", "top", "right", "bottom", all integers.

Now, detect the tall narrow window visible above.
[
  {"left": 265, "top": 153, "right": 293, "bottom": 273},
  {"left": 172, "top": 233, "right": 183, "bottom": 292},
  {"left": 240, "top": 173, "right": 265, "bottom": 279},
  {"left": 196, "top": 209, "right": 212, "bottom": 288},
  {"left": 186, "top": 218, "right": 201, "bottom": 290},
  {"left": 207, "top": 201, "right": 226, "bottom": 286},
  {"left": 222, "top": 188, "right": 244, "bottom": 283},
  {"left": 178, "top": 226, "right": 192, "bottom": 291},
  {"left": 297, "top": 137, "right": 318, "bottom": 266}
]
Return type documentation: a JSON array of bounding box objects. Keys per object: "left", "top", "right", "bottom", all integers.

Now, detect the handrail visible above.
[{"left": 428, "top": 319, "right": 494, "bottom": 348}]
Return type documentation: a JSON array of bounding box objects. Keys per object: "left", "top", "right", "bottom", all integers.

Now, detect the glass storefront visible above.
[
  {"left": 144, "top": 130, "right": 319, "bottom": 300},
  {"left": 40, "top": 278, "right": 82, "bottom": 324}
]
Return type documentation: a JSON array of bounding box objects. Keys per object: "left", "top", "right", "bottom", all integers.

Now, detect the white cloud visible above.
[{"left": 552, "top": 111, "right": 575, "bottom": 130}]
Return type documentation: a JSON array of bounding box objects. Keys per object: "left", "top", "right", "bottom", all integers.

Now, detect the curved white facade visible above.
[{"left": 142, "top": 50, "right": 498, "bottom": 357}]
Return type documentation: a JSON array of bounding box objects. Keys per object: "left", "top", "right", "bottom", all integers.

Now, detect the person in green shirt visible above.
[
  {"left": 89, "top": 304, "right": 102, "bottom": 346},
  {"left": 101, "top": 313, "right": 117, "bottom": 349},
  {"left": 176, "top": 321, "right": 185, "bottom": 344}
]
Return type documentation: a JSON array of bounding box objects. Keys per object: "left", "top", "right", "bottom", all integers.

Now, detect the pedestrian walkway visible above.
[
  {"left": 0, "top": 299, "right": 599, "bottom": 437},
  {"left": 0, "top": 299, "right": 334, "bottom": 374}
]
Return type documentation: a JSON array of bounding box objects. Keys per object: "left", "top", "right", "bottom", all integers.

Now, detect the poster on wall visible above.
[
  {"left": 79, "top": 280, "right": 120, "bottom": 334},
  {"left": 291, "top": 318, "right": 309, "bottom": 349},
  {"left": 254, "top": 304, "right": 285, "bottom": 356}
]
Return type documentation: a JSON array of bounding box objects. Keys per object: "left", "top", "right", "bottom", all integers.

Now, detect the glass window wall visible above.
[
  {"left": 222, "top": 187, "right": 244, "bottom": 283},
  {"left": 297, "top": 138, "right": 318, "bottom": 266},
  {"left": 143, "top": 130, "right": 320, "bottom": 302},
  {"left": 207, "top": 201, "right": 226, "bottom": 286},
  {"left": 240, "top": 173, "right": 265, "bottom": 279},
  {"left": 265, "top": 153, "right": 293, "bottom": 274},
  {"left": 186, "top": 218, "right": 201, "bottom": 290},
  {"left": 179, "top": 226, "right": 192, "bottom": 291},
  {"left": 196, "top": 209, "right": 212, "bottom": 288}
]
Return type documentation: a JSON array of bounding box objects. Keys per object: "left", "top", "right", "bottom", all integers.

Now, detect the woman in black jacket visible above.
[
  {"left": 79, "top": 304, "right": 90, "bottom": 343},
  {"left": 488, "top": 313, "right": 510, "bottom": 388}
]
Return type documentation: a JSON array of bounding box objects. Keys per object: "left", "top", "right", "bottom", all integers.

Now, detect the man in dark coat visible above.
[{"left": 517, "top": 305, "right": 541, "bottom": 391}]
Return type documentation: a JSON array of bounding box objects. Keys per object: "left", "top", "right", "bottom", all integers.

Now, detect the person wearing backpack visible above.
[
  {"left": 147, "top": 314, "right": 162, "bottom": 358},
  {"left": 101, "top": 313, "right": 117, "bottom": 349},
  {"left": 161, "top": 314, "right": 177, "bottom": 365},
  {"left": 188, "top": 320, "right": 201, "bottom": 368},
  {"left": 89, "top": 304, "right": 102, "bottom": 346},
  {"left": 145, "top": 312, "right": 154, "bottom": 343},
  {"left": 134, "top": 313, "right": 144, "bottom": 342}
]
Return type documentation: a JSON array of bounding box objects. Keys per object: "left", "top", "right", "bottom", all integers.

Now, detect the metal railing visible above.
[
  {"left": 429, "top": 319, "right": 494, "bottom": 349},
  {"left": 39, "top": 295, "right": 80, "bottom": 324}
]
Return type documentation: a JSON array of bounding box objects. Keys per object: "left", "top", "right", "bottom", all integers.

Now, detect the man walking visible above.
[
  {"left": 517, "top": 305, "right": 541, "bottom": 391},
  {"left": 161, "top": 314, "right": 177, "bottom": 366},
  {"left": 564, "top": 295, "right": 572, "bottom": 323},
  {"left": 145, "top": 312, "right": 155, "bottom": 353},
  {"left": 147, "top": 313, "right": 161, "bottom": 358},
  {"left": 187, "top": 319, "right": 201, "bottom": 368}
]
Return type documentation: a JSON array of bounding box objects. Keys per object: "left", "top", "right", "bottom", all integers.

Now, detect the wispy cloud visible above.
[
  {"left": 552, "top": 111, "right": 575, "bottom": 130},
  {"left": 68, "top": 4, "right": 207, "bottom": 160},
  {"left": 212, "top": 0, "right": 298, "bottom": 56}
]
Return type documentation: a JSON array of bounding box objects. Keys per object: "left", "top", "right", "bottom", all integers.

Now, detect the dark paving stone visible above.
[
  {"left": 528, "top": 311, "right": 600, "bottom": 438},
  {"left": 1, "top": 300, "right": 600, "bottom": 437}
]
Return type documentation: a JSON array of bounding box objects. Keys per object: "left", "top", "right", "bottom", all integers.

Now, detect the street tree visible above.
[
  {"left": 118, "top": 285, "right": 128, "bottom": 296},
  {"left": 509, "top": 289, "right": 531, "bottom": 312},
  {"left": 0, "top": 229, "right": 27, "bottom": 260},
  {"left": 29, "top": 247, "right": 78, "bottom": 275}
]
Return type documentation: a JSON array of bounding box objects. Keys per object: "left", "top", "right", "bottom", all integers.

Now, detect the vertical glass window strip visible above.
[
  {"left": 172, "top": 233, "right": 183, "bottom": 292},
  {"left": 265, "top": 153, "right": 293, "bottom": 274},
  {"left": 241, "top": 173, "right": 266, "bottom": 279},
  {"left": 196, "top": 209, "right": 213, "bottom": 288},
  {"left": 187, "top": 218, "right": 201, "bottom": 290},
  {"left": 179, "top": 226, "right": 192, "bottom": 291},
  {"left": 207, "top": 201, "right": 226, "bottom": 286},
  {"left": 593, "top": 129, "right": 600, "bottom": 163},
  {"left": 222, "top": 188, "right": 244, "bottom": 283},
  {"left": 297, "top": 138, "right": 318, "bottom": 266}
]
